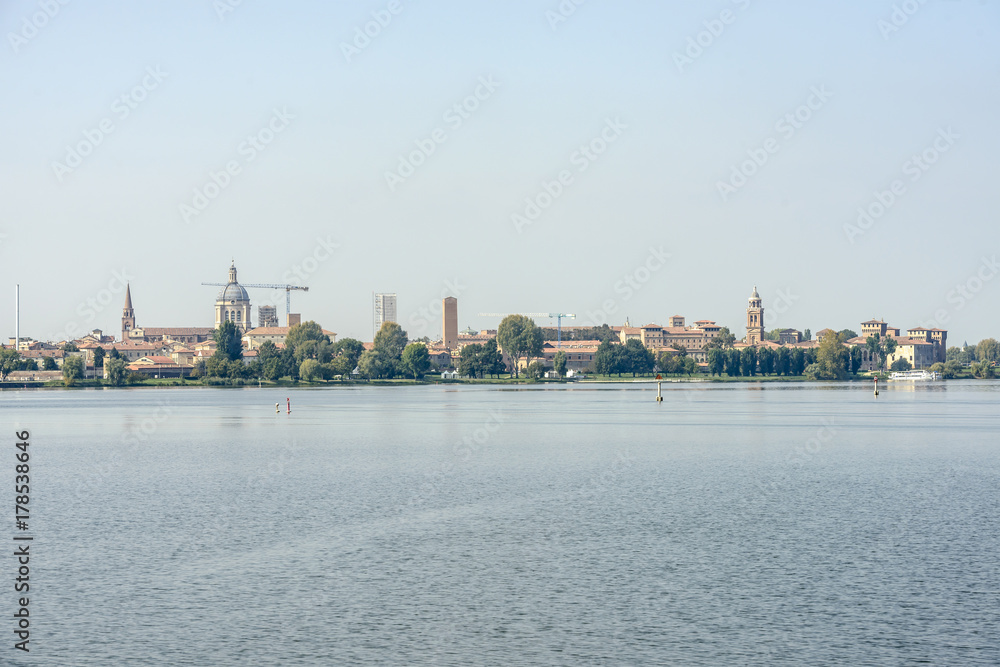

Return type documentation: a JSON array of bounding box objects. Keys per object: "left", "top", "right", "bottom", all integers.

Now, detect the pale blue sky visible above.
[{"left": 2, "top": 0, "right": 998, "bottom": 343}]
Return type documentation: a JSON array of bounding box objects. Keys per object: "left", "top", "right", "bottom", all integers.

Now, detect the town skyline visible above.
[
  {"left": 2, "top": 2, "right": 998, "bottom": 344},
  {"left": 4, "top": 261, "right": 990, "bottom": 350}
]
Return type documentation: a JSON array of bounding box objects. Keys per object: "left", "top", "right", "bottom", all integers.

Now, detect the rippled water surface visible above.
[{"left": 6, "top": 381, "right": 1000, "bottom": 665}]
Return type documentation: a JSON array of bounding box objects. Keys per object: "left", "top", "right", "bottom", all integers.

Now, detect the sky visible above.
[{"left": 2, "top": 0, "right": 998, "bottom": 345}]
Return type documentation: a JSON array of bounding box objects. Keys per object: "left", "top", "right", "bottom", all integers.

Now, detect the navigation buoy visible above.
[
  {"left": 874, "top": 377, "right": 879, "bottom": 397},
  {"left": 656, "top": 375, "right": 663, "bottom": 402},
  {"left": 287, "top": 397, "right": 291, "bottom": 414},
  {"left": 275, "top": 403, "right": 280, "bottom": 413}
]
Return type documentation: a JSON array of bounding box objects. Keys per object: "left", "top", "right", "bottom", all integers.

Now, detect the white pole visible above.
[{"left": 15, "top": 284, "right": 19, "bottom": 351}]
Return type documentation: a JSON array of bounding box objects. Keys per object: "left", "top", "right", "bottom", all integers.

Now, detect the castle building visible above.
[
  {"left": 746, "top": 285, "right": 764, "bottom": 345},
  {"left": 215, "top": 263, "right": 252, "bottom": 332}
]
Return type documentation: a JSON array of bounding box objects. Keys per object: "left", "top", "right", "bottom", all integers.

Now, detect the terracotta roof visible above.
[
  {"left": 245, "top": 327, "right": 335, "bottom": 336},
  {"left": 141, "top": 327, "right": 214, "bottom": 335}
]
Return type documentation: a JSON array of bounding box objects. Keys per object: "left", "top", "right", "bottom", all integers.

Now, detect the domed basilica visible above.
[{"left": 215, "top": 262, "right": 252, "bottom": 332}]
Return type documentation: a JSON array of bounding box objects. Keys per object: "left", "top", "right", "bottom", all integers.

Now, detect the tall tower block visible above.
[
  {"left": 122, "top": 284, "right": 136, "bottom": 341},
  {"left": 746, "top": 285, "right": 764, "bottom": 345},
  {"left": 442, "top": 297, "right": 458, "bottom": 350}
]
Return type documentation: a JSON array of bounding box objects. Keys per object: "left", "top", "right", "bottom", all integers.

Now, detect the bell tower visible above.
[
  {"left": 746, "top": 285, "right": 764, "bottom": 345},
  {"left": 122, "top": 283, "right": 136, "bottom": 342}
]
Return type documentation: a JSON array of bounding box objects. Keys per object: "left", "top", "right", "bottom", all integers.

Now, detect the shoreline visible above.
[{"left": 1, "top": 374, "right": 984, "bottom": 390}]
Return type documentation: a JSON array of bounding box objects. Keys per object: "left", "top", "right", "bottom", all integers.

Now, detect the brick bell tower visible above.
[
  {"left": 746, "top": 285, "right": 764, "bottom": 345},
  {"left": 121, "top": 283, "right": 136, "bottom": 342}
]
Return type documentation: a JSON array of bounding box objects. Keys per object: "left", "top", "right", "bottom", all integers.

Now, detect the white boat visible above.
[{"left": 889, "top": 370, "right": 942, "bottom": 381}]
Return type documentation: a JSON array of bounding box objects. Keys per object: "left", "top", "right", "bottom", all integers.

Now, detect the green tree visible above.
[
  {"left": 890, "top": 358, "right": 912, "bottom": 372},
  {"left": 481, "top": 339, "right": 506, "bottom": 378},
  {"left": 670, "top": 344, "right": 687, "bottom": 357},
  {"left": 972, "top": 361, "right": 996, "bottom": 379},
  {"left": 976, "top": 338, "right": 1000, "bottom": 365},
  {"left": 42, "top": 356, "right": 58, "bottom": 371},
  {"left": 285, "top": 321, "right": 329, "bottom": 350},
  {"left": 790, "top": 349, "right": 806, "bottom": 376},
  {"left": 837, "top": 329, "right": 858, "bottom": 341},
  {"left": 299, "top": 359, "right": 322, "bottom": 381},
  {"left": 214, "top": 321, "right": 243, "bottom": 362},
  {"left": 256, "top": 340, "right": 279, "bottom": 364},
  {"left": 497, "top": 315, "right": 543, "bottom": 378},
  {"left": 624, "top": 339, "right": 654, "bottom": 377},
  {"left": 682, "top": 357, "right": 698, "bottom": 376},
  {"left": 105, "top": 358, "right": 128, "bottom": 386},
  {"left": 850, "top": 346, "right": 863, "bottom": 374},
  {"left": 93, "top": 346, "right": 106, "bottom": 368},
  {"left": 706, "top": 348, "right": 725, "bottom": 376},
  {"left": 740, "top": 347, "right": 757, "bottom": 376},
  {"left": 764, "top": 329, "right": 782, "bottom": 342},
  {"left": 1, "top": 349, "right": 22, "bottom": 380},
  {"left": 327, "top": 338, "right": 364, "bottom": 377},
  {"left": 707, "top": 327, "right": 736, "bottom": 349},
  {"left": 815, "top": 331, "right": 849, "bottom": 380},
  {"left": 61, "top": 342, "right": 79, "bottom": 352},
  {"left": 373, "top": 322, "right": 408, "bottom": 359},
  {"left": 594, "top": 340, "right": 620, "bottom": 376},
  {"left": 757, "top": 347, "right": 775, "bottom": 375},
  {"left": 803, "top": 329, "right": 812, "bottom": 341},
  {"left": 725, "top": 349, "right": 742, "bottom": 376},
  {"left": 553, "top": 351, "right": 567, "bottom": 377},
  {"left": 774, "top": 347, "right": 790, "bottom": 376},
  {"left": 401, "top": 342, "right": 431, "bottom": 379},
  {"left": 62, "top": 355, "right": 84, "bottom": 386},
  {"left": 524, "top": 360, "right": 544, "bottom": 380},
  {"left": 357, "top": 349, "right": 391, "bottom": 379},
  {"left": 459, "top": 343, "right": 483, "bottom": 378},
  {"left": 108, "top": 347, "right": 121, "bottom": 360}
]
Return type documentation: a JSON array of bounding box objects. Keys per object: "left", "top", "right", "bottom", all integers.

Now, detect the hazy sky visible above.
[{"left": 2, "top": 0, "right": 998, "bottom": 344}]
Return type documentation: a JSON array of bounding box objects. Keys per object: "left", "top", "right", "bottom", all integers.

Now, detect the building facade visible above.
[
  {"left": 373, "top": 293, "right": 397, "bottom": 335},
  {"left": 442, "top": 297, "right": 458, "bottom": 350},
  {"left": 215, "top": 263, "right": 252, "bottom": 332}
]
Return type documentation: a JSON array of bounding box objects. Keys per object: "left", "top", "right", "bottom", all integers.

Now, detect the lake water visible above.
[{"left": 4, "top": 381, "right": 1000, "bottom": 666}]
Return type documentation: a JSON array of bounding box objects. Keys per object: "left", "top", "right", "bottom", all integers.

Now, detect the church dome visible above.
[
  {"left": 218, "top": 283, "right": 250, "bottom": 303},
  {"left": 750, "top": 285, "right": 760, "bottom": 299}
]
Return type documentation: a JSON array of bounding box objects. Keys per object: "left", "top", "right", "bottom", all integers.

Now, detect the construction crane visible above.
[
  {"left": 203, "top": 282, "right": 309, "bottom": 326},
  {"left": 478, "top": 312, "right": 577, "bottom": 347}
]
